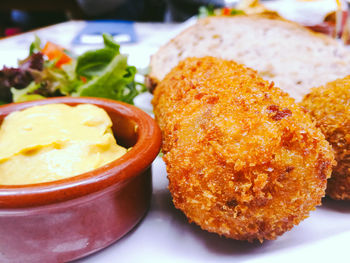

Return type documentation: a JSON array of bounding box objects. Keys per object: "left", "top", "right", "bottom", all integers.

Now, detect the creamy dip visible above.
[{"left": 0, "top": 103, "right": 127, "bottom": 185}]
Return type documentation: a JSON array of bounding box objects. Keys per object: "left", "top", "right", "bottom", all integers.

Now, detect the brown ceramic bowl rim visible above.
[{"left": 0, "top": 97, "right": 161, "bottom": 208}]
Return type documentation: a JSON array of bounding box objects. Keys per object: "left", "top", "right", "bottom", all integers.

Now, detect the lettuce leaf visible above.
[
  {"left": 74, "top": 54, "right": 144, "bottom": 104},
  {"left": 73, "top": 34, "right": 145, "bottom": 104},
  {"left": 75, "top": 34, "right": 120, "bottom": 78},
  {"left": 7, "top": 33, "right": 145, "bottom": 105},
  {"left": 11, "top": 82, "right": 45, "bottom": 102},
  {"left": 29, "top": 35, "right": 42, "bottom": 55},
  {"left": 0, "top": 52, "right": 44, "bottom": 103},
  {"left": 198, "top": 5, "right": 215, "bottom": 18}
]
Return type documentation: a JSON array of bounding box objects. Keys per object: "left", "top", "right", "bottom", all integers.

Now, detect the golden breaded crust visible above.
[
  {"left": 301, "top": 76, "right": 350, "bottom": 200},
  {"left": 152, "top": 57, "right": 334, "bottom": 242}
]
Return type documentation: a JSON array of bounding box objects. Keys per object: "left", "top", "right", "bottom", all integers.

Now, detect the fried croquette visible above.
[
  {"left": 152, "top": 56, "right": 335, "bottom": 242},
  {"left": 301, "top": 76, "right": 350, "bottom": 200}
]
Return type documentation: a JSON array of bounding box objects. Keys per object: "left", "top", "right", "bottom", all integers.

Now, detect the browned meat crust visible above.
[
  {"left": 152, "top": 57, "right": 335, "bottom": 241},
  {"left": 301, "top": 76, "right": 350, "bottom": 200},
  {"left": 152, "top": 57, "right": 335, "bottom": 242}
]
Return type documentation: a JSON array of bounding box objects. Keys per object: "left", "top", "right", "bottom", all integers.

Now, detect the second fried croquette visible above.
[
  {"left": 152, "top": 56, "right": 335, "bottom": 242},
  {"left": 301, "top": 76, "right": 350, "bottom": 200}
]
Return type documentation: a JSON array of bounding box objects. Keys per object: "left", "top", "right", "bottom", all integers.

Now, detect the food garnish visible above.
[{"left": 0, "top": 34, "right": 145, "bottom": 105}]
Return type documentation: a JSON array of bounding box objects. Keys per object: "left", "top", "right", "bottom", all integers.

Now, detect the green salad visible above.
[{"left": 0, "top": 34, "right": 145, "bottom": 105}]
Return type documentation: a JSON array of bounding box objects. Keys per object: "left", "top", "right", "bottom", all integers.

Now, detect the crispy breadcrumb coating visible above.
[
  {"left": 152, "top": 57, "right": 334, "bottom": 242},
  {"left": 301, "top": 76, "right": 350, "bottom": 200}
]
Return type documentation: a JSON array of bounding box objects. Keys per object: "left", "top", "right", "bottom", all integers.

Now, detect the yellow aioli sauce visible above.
[{"left": 0, "top": 103, "right": 127, "bottom": 185}]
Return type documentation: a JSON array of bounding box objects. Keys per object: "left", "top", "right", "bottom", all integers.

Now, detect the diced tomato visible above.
[
  {"left": 222, "top": 7, "right": 231, "bottom": 16},
  {"left": 80, "top": 76, "right": 87, "bottom": 83},
  {"left": 42, "top": 41, "right": 72, "bottom": 67}
]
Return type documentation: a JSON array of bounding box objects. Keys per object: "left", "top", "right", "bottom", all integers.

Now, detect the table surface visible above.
[{"left": 1, "top": 1, "right": 349, "bottom": 262}]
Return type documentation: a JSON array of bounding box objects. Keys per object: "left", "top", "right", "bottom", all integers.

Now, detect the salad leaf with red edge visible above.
[{"left": 0, "top": 33, "right": 145, "bottom": 105}]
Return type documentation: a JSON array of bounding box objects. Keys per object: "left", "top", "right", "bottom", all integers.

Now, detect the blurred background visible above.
[
  {"left": 0, "top": 0, "right": 232, "bottom": 37},
  {"left": 0, "top": 0, "right": 344, "bottom": 38}
]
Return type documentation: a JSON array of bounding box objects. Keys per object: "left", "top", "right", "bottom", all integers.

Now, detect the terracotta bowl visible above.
[{"left": 0, "top": 97, "right": 161, "bottom": 262}]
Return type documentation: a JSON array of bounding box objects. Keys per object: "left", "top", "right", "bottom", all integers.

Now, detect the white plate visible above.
[
  {"left": 82, "top": 3, "right": 350, "bottom": 261},
  {"left": 79, "top": 157, "right": 350, "bottom": 263},
  {"left": 1, "top": 3, "right": 349, "bottom": 261}
]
